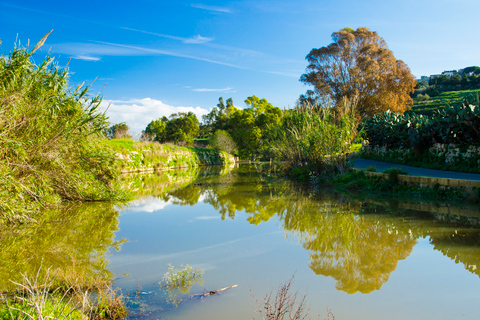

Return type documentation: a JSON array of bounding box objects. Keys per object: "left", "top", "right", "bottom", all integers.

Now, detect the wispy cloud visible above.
[
  {"left": 190, "top": 3, "right": 233, "bottom": 13},
  {"left": 121, "top": 27, "right": 213, "bottom": 44},
  {"left": 72, "top": 55, "right": 101, "bottom": 61},
  {"left": 184, "top": 35, "right": 213, "bottom": 44},
  {"left": 193, "top": 87, "right": 234, "bottom": 92},
  {"left": 94, "top": 41, "right": 247, "bottom": 69},
  {"left": 100, "top": 97, "right": 209, "bottom": 133}
]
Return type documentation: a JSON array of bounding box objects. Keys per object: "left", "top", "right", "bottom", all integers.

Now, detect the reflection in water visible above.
[
  {"left": 0, "top": 202, "right": 122, "bottom": 291},
  {"left": 155, "top": 164, "right": 480, "bottom": 294}
]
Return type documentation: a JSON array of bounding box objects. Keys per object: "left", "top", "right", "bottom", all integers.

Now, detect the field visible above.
[{"left": 411, "top": 88, "right": 480, "bottom": 114}]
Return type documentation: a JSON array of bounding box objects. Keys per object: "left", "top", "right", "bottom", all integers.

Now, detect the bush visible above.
[{"left": 208, "top": 129, "right": 237, "bottom": 154}]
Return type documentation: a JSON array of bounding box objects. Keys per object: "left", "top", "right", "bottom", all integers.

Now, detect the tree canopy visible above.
[{"left": 300, "top": 27, "right": 416, "bottom": 117}]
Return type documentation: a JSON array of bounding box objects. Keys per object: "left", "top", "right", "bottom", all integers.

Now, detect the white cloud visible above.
[
  {"left": 190, "top": 3, "right": 233, "bottom": 13},
  {"left": 121, "top": 27, "right": 213, "bottom": 44},
  {"left": 193, "top": 87, "right": 233, "bottom": 92},
  {"left": 184, "top": 35, "right": 214, "bottom": 44},
  {"left": 126, "top": 197, "right": 173, "bottom": 213},
  {"left": 72, "top": 55, "right": 101, "bottom": 61},
  {"left": 100, "top": 97, "right": 209, "bottom": 133}
]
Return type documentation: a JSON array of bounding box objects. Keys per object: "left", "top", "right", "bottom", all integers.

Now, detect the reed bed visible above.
[
  {"left": 0, "top": 32, "right": 127, "bottom": 222},
  {"left": 270, "top": 102, "right": 356, "bottom": 175}
]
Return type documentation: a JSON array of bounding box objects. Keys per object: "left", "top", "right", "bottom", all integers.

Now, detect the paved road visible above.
[{"left": 353, "top": 158, "right": 480, "bottom": 181}]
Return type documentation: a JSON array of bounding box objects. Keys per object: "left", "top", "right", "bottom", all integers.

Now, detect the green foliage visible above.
[
  {"left": 106, "top": 123, "right": 131, "bottom": 139},
  {"left": 228, "top": 96, "right": 282, "bottom": 160},
  {"left": 270, "top": 103, "right": 356, "bottom": 174},
  {"left": 142, "top": 118, "right": 165, "bottom": 142},
  {"left": 0, "top": 33, "right": 127, "bottom": 221},
  {"left": 201, "top": 97, "right": 236, "bottom": 136},
  {"left": 146, "top": 112, "right": 199, "bottom": 146},
  {"left": 362, "top": 98, "right": 480, "bottom": 151},
  {"left": 383, "top": 168, "right": 408, "bottom": 184},
  {"left": 208, "top": 129, "right": 237, "bottom": 154},
  {"left": 412, "top": 89, "right": 480, "bottom": 114}
]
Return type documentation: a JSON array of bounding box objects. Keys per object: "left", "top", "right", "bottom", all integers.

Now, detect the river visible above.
[{"left": 1, "top": 164, "right": 480, "bottom": 319}]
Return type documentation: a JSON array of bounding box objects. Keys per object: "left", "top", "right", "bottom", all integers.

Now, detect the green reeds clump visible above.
[
  {"left": 270, "top": 102, "right": 356, "bottom": 177},
  {"left": 0, "top": 32, "right": 128, "bottom": 222}
]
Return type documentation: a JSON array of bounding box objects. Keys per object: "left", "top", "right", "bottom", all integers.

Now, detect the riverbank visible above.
[{"left": 106, "top": 139, "right": 236, "bottom": 173}]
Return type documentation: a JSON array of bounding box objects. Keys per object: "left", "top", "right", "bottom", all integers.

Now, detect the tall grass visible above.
[
  {"left": 0, "top": 32, "right": 127, "bottom": 222},
  {"left": 270, "top": 102, "right": 356, "bottom": 174},
  {"left": 0, "top": 267, "right": 127, "bottom": 320}
]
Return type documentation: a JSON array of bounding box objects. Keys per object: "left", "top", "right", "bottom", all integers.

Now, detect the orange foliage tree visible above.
[{"left": 300, "top": 27, "right": 416, "bottom": 117}]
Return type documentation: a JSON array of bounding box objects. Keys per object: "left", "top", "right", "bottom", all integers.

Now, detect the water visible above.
[{"left": 1, "top": 164, "right": 480, "bottom": 319}]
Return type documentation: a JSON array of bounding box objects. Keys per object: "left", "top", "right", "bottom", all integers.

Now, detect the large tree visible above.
[{"left": 300, "top": 27, "right": 416, "bottom": 117}]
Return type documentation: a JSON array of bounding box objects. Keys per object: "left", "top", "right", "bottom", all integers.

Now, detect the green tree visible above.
[
  {"left": 201, "top": 97, "right": 237, "bottom": 136},
  {"left": 165, "top": 112, "right": 199, "bottom": 146},
  {"left": 107, "top": 122, "right": 131, "bottom": 139},
  {"left": 300, "top": 27, "right": 416, "bottom": 117},
  {"left": 142, "top": 118, "right": 166, "bottom": 142},
  {"left": 229, "top": 96, "right": 282, "bottom": 160}
]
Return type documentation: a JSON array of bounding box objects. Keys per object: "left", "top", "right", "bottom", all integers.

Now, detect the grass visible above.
[
  {"left": 0, "top": 267, "right": 127, "bottom": 320},
  {"left": 331, "top": 169, "right": 465, "bottom": 202}
]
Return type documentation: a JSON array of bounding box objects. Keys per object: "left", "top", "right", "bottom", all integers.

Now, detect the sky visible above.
[{"left": 2, "top": 0, "right": 480, "bottom": 134}]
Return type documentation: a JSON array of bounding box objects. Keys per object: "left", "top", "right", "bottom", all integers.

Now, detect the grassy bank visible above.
[
  {"left": 106, "top": 139, "right": 235, "bottom": 173},
  {"left": 0, "top": 33, "right": 128, "bottom": 223}
]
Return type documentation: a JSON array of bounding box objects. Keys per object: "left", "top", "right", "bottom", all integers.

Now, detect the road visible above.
[{"left": 353, "top": 158, "right": 480, "bottom": 181}]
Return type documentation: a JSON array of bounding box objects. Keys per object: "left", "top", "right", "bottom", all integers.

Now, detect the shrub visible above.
[{"left": 208, "top": 129, "right": 237, "bottom": 154}]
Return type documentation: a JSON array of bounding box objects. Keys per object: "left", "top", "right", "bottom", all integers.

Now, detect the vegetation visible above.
[
  {"left": 143, "top": 112, "right": 199, "bottom": 146},
  {"left": 332, "top": 170, "right": 465, "bottom": 202},
  {"left": 105, "top": 139, "right": 235, "bottom": 172},
  {"left": 208, "top": 129, "right": 237, "bottom": 154},
  {"left": 300, "top": 27, "right": 416, "bottom": 117},
  {"left": 0, "top": 32, "right": 127, "bottom": 222},
  {"left": 359, "top": 99, "right": 480, "bottom": 172},
  {"left": 270, "top": 102, "right": 356, "bottom": 179},
  {"left": 160, "top": 264, "right": 204, "bottom": 306},
  {"left": 199, "top": 96, "right": 283, "bottom": 160},
  {"left": 0, "top": 268, "right": 127, "bottom": 320},
  {"left": 412, "top": 88, "right": 480, "bottom": 115},
  {"left": 106, "top": 122, "right": 131, "bottom": 139},
  {"left": 250, "top": 275, "right": 311, "bottom": 320}
]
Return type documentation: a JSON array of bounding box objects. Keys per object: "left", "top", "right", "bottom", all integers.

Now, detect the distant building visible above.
[{"left": 441, "top": 70, "right": 458, "bottom": 76}]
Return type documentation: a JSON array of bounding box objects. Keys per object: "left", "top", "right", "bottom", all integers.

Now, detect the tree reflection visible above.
[
  {"left": 138, "top": 164, "right": 480, "bottom": 294},
  {"left": 0, "top": 202, "right": 122, "bottom": 291}
]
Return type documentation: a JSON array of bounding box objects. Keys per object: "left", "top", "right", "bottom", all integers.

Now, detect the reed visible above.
[
  {"left": 270, "top": 102, "right": 356, "bottom": 175},
  {"left": 0, "top": 32, "right": 128, "bottom": 222}
]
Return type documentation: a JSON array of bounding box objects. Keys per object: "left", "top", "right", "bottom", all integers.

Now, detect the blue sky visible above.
[{"left": 2, "top": 0, "right": 480, "bottom": 133}]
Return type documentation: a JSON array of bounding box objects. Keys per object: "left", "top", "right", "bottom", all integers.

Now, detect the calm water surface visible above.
[
  {"left": 109, "top": 165, "right": 480, "bottom": 320},
  {"left": 1, "top": 164, "right": 479, "bottom": 320}
]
